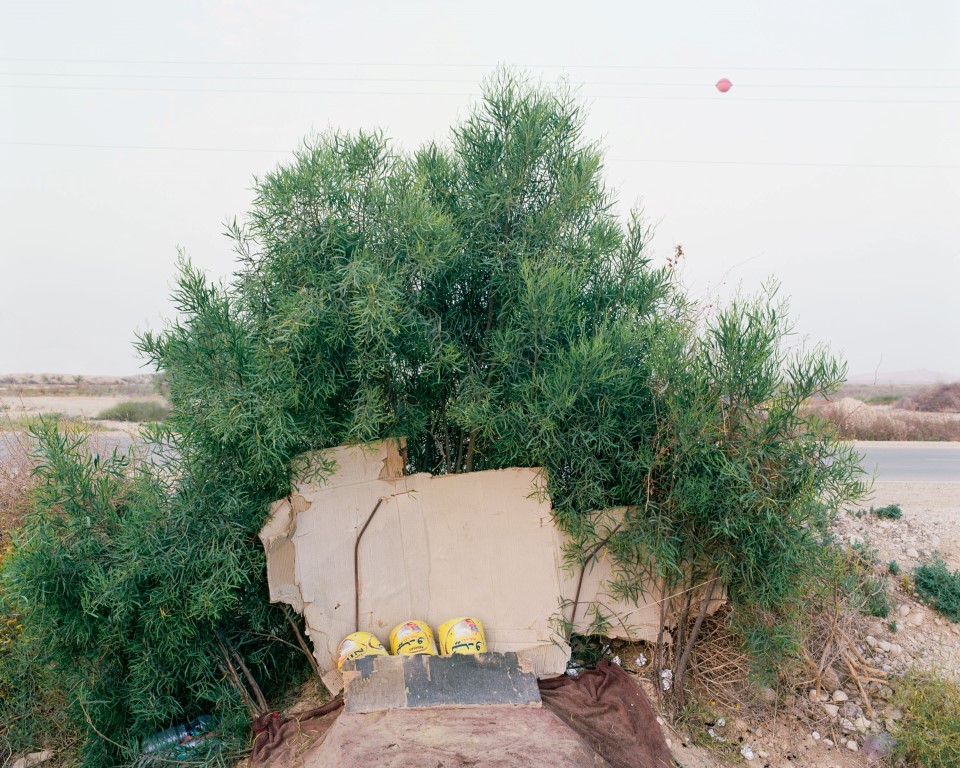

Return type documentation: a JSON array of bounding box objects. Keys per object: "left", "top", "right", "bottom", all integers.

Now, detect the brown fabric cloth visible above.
[
  {"left": 251, "top": 697, "right": 344, "bottom": 767},
  {"left": 539, "top": 661, "right": 674, "bottom": 768}
]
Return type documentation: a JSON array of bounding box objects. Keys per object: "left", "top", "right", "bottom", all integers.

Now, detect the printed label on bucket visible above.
[
  {"left": 438, "top": 617, "right": 486, "bottom": 655},
  {"left": 389, "top": 620, "right": 438, "bottom": 656},
  {"left": 337, "top": 631, "right": 388, "bottom": 670}
]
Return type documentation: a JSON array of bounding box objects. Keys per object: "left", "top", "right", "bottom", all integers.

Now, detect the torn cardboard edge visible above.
[{"left": 260, "top": 439, "right": 683, "bottom": 694}]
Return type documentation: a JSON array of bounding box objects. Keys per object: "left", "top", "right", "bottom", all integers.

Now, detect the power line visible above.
[
  {"left": 3, "top": 140, "right": 957, "bottom": 169},
  {"left": 2, "top": 71, "right": 960, "bottom": 89},
  {"left": 3, "top": 83, "right": 960, "bottom": 104},
  {"left": 2, "top": 57, "right": 959, "bottom": 72}
]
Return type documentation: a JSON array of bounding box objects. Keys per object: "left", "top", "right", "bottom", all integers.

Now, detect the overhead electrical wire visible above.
[
  {"left": 2, "top": 140, "right": 956, "bottom": 170},
  {"left": 1, "top": 57, "right": 959, "bottom": 72},
  {"left": 2, "top": 72, "right": 959, "bottom": 89},
  {"left": 2, "top": 83, "right": 959, "bottom": 104}
]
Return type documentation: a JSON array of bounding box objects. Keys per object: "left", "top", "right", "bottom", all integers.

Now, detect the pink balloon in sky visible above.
[{"left": 716, "top": 78, "right": 732, "bottom": 93}]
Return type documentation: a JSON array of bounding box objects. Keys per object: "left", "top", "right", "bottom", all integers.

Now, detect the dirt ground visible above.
[{"left": 655, "top": 479, "right": 960, "bottom": 768}]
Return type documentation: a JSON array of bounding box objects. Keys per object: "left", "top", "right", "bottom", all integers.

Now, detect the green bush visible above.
[
  {"left": 871, "top": 503, "right": 902, "bottom": 520},
  {"left": 893, "top": 671, "right": 960, "bottom": 767},
  {"left": 888, "top": 560, "right": 900, "bottom": 575},
  {"left": 95, "top": 400, "right": 170, "bottom": 422},
  {"left": 914, "top": 555, "right": 960, "bottom": 622},
  {"left": 0, "top": 71, "right": 866, "bottom": 762}
]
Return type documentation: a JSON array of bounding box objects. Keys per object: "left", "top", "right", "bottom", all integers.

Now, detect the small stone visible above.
[
  {"left": 840, "top": 702, "right": 861, "bottom": 719},
  {"left": 906, "top": 547, "right": 919, "bottom": 558},
  {"left": 759, "top": 685, "right": 777, "bottom": 704},
  {"left": 899, "top": 605, "right": 911, "bottom": 617},
  {"left": 656, "top": 716, "right": 665, "bottom": 726},
  {"left": 887, "top": 708, "right": 903, "bottom": 721},
  {"left": 865, "top": 635, "right": 878, "bottom": 648},
  {"left": 846, "top": 739, "right": 859, "bottom": 752},
  {"left": 808, "top": 688, "right": 820, "bottom": 703},
  {"left": 812, "top": 731, "right": 821, "bottom": 740},
  {"left": 823, "top": 738, "right": 834, "bottom": 746},
  {"left": 908, "top": 612, "right": 925, "bottom": 627},
  {"left": 878, "top": 640, "right": 892, "bottom": 652},
  {"left": 822, "top": 666, "right": 841, "bottom": 690},
  {"left": 854, "top": 716, "right": 871, "bottom": 733},
  {"left": 840, "top": 718, "right": 855, "bottom": 732},
  {"left": 665, "top": 737, "right": 672, "bottom": 749},
  {"left": 822, "top": 703, "right": 840, "bottom": 718},
  {"left": 865, "top": 620, "right": 884, "bottom": 636},
  {"left": 757, "top": 750, "right": 768, "bottom": 759},
  {"left": 10, "top": 753, "right": 54, "bottom": 768},
  {"left": 832, "top": 690, "right": 849, "bottom": 702},
  {"left": 890, "top": 643, "right": 903, "bottom": 656}
]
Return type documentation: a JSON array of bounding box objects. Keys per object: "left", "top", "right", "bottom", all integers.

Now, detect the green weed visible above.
[
  {"left": 892, "top": 671, "right": 960, "bottom": 767},
  {"left": 871, "top": 503, "right": 902, "bottom": 520},
  {"left": 95, "top": 400, "right": 169, "bottom": 423},
  {"left": 914, "top": 555, "right": 960, "bottom": 622}
]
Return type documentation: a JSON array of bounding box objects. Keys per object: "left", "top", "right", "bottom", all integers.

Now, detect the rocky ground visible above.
[{"left": 659, "top": 479, "right": 960, "bottom": 767}]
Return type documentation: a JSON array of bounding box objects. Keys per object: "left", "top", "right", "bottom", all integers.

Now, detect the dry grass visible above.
[
  {"left": 687, "top": 607, "right": 755, "bottom": 712},
  {"left": 810, "top": 398, "right": 960, "bottom": 441},
  {"left": 0, "top": 430, "right": 35, "bottom": 541},
  {"left": 900, "top": 382, "right": 960, "bottom": 414}
]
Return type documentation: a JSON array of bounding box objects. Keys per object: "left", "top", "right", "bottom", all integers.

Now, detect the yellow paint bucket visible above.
[
  {"left": 389, "top": 620, "right": 438, "bottom": 656},
  {"left": 438, "top": 617, "right": 486, "bottom": 655},
  {"left": 336, "top": 631, "right": 389, "bottom": 670}
]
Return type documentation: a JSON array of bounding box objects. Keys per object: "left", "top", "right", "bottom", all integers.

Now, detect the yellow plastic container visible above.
[
  {"left": 389, "top": 620, "right": 438, "bottom": 656},
  {"left": 336, "top": 631, "right": 389, "bottom": 670},
  {"left": 438, "top": 617, "right": 487, "bottom": 655}
]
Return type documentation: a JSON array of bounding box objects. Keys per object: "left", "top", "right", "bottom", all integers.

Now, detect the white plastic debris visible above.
[
  {"left": 659, "top": 669, "right": 673, "bottom": 691},
  {"left": 634, "top": 654, "right": 648, "bottom": 667},
  {"left": 740, "top": 744, "right": 755, "bottom": 760},
  {"left": 611, "top": 655, "right": 622, "bottom": 666},
  {"left": 716, "top": 718, "right": 726, "bottom": 727}
]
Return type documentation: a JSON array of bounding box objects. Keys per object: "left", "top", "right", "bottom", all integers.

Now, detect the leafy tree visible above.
[{"left": 0, "top": 71, "right": 864, "bottom": 764}]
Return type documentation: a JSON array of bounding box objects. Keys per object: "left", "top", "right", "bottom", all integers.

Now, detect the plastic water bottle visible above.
[{"left": 142, "top": 715, "right": 216, "bottom": 755}]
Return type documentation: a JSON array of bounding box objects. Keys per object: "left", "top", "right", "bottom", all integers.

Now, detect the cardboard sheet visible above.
[{"left": 261, "top": 440, "right": 668, "bottom": 694}]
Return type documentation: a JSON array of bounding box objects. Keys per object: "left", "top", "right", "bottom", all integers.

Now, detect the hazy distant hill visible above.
[{"left": 847, "top": 369, "right": 960, "bottom": 386}]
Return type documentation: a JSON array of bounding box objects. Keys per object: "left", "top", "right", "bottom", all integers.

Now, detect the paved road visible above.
[
  {"left": 856, "top": 441, "right": 960, "bottom": 483},
  {"left": 4, "top": 434, "right": 958, "bottom": 483}
]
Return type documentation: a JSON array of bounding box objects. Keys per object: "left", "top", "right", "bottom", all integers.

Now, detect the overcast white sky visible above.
[{"left": 2, "top": 1, "right": 958, "bottom": 378}]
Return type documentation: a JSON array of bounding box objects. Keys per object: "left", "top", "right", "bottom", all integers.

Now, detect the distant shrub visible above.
[
  {"left": 893, "top": 671, "right": 960, "bottom": 767},
  {"left": 872, "top": 503, "right": 902, "bottom": 520},
  {"left": 95, "top": 400, "right": 169, "bottom": 423},
  {"left": 815, "top": 401, "right": 960, "bottom": 441},
  {"left": 900, "top": 382, "right": 960, "bottom": 413},
  {"left": 865, "top": 393, "right": 902, "bottom": 405},
  {"left": 914, "top": 555, "right": 960, "bottom": 622},
  {"left": 888, "top": 560, "right": 900, "bottom": 575}
]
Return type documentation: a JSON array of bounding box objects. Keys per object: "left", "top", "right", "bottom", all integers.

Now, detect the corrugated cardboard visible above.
[{"left": 260, "top": 440, "right": 669, "bottom": 694}]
